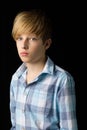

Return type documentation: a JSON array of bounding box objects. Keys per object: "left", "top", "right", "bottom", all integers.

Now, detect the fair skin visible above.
[{"left": 16, "top": 33, "right": 52, "bottom": 83}]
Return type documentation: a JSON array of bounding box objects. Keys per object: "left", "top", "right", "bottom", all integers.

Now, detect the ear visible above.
[{"left": 44, "top": 38, "right": 52, "bottom": 50}]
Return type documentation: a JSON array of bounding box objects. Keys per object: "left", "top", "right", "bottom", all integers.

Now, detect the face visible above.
[{"left": 15, "top": 34, "right": 51, "bottom": 64}]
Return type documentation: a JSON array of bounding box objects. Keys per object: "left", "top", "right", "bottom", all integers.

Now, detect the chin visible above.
[{"left": 20, "top": 58, "right": 29, "bottom": 63}]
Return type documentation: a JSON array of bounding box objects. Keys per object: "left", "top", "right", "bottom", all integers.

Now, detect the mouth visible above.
[{"left": 20, "top": 52, "right": 28, "bottom": 56}]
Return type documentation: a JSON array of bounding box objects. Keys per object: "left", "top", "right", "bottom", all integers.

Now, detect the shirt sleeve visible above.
[
  {"left": 57, "top": 73, "right": 78, "bottom": 130},
  {"left": 10, "top": 79, "right": 16, "bottom": 130}
]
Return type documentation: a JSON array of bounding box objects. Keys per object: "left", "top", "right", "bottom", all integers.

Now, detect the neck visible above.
[
  {"left": 26, "top": 56, "right": 47, "bottom": 75},
  {"left": 26, "top": 56, "right": 47, "bottom": 84}
]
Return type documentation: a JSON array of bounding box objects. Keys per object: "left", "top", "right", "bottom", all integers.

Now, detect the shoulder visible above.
[
  {"left": 48, "top": 56, "right": 74, "bottom": 80},
  {"left": 55, "top": 64, "right": 75, "bottom": 83},
  {"left": 11, "top": 63, "right": 27, "bottom": 80},
  {"left": 47, "top": 56, "right": 75, "bottom": 84}
]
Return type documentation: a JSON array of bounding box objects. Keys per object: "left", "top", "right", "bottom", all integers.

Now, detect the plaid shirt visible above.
[{"left": 10, "top": 57, "right": 78, "bottom": 130}]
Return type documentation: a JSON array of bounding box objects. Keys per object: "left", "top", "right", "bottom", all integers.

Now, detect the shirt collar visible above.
[
  {"left": 15, "top": 56, "right": 54, "bottom": 78},
  {"left": 42, "top": 56, "right": 54, "bottom": 75}
]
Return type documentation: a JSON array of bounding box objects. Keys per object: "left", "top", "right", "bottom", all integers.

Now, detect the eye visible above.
[
  {"left": 30, "top": 38, "right": 38, "bottom": 41},
  {"left": 17, "top": 37, "right": 23, "bottom": 41}
]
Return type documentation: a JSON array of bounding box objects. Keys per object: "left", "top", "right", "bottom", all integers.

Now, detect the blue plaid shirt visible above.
[{"left": 10, "top": 57, "right": 78, "bottom": 130}]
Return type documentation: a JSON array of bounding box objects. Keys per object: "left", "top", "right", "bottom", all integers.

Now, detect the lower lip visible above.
[{"left": 20, "top": 53, "right": 28, "bottom": 56}]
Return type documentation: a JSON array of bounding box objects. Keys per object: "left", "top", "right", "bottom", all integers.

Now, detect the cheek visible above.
[
  {"left": 16, "top": 44, "right": 21, "bottom": 54},
  {"left": 33, "top": 45, "right": 45, "bottom": 54},
  {"left": 31, "top": 44, "right": 41, "bottom": 51},
  {"left": 16, "top": 43, "right": 20, "bottom": 50}
]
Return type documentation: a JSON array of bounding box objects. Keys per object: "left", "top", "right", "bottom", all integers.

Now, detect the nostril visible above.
[{"left": 22, "top": 45, "right": 28, "bottom": 49}]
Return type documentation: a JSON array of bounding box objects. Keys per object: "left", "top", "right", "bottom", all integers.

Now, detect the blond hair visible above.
[{"left": 12, "top": 9, "right": 52, "bottom": 41}]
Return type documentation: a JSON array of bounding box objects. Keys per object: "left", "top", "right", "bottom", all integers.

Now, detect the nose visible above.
[{"left": 22, "top": 38, "right": 29, "bottom": 49}]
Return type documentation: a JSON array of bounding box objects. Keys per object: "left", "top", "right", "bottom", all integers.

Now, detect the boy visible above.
[{"left": 10, "top": 9, "right": 78, "bottom": 130}]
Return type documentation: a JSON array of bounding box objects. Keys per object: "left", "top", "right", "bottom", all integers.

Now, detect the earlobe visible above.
[{"left": 45, "top": 39, "right": 52, "bottom": 50}]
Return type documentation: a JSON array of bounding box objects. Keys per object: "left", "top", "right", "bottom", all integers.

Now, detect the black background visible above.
[{"left": 1, "top": 0, "right": 85, "bottom": 129}]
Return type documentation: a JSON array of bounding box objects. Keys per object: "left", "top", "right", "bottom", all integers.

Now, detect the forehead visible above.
[{"left": 18, "top": 33, "right": 38, "bottom": 37}]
